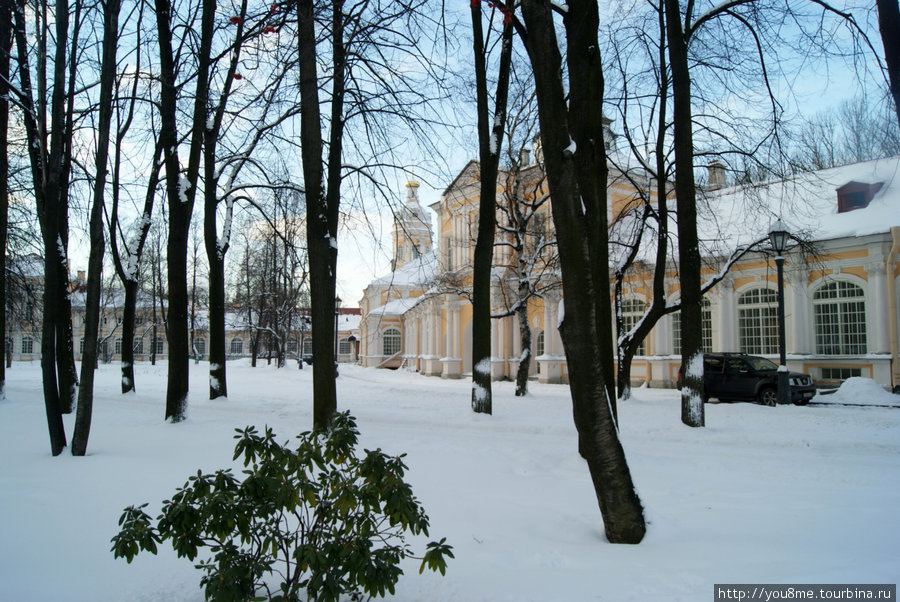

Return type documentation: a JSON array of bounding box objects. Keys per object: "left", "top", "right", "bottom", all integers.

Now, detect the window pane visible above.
[
  {"left": 738, "top": 289, "right": 778, "bottom": 354},
  {"left": 814, "top": 282, "right": 867, "bottom": 355},
  {"left": 383, "top": 329, "right": 401, "bottom": 356}
]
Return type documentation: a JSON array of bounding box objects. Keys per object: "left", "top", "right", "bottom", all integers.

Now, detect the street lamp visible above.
[
  {"left": 334, "top": 296, "right": 342, "bottom": 377},
  {"left": 769, "top": 219, "right": 790, "bottom": 406}
]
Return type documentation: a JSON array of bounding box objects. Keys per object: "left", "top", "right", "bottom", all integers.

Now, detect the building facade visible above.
[{"left": 359, "top": 155, "right": 900, "bottom": 391}]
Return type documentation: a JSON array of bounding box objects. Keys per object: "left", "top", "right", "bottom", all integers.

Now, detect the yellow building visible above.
[{"left": 360, "top": 154, "right": 900, "bottom": 391}]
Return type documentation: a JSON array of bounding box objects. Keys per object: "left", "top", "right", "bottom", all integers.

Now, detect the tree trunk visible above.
[
  {"left": 119, "top": 282, "right": 137, "bottom": 392},
  {"left": 470, "top": 2, "right": 513, "bottom": 414},
  {"left": 72, "top": 0, "right": 119, "bottom": 456},
  {"left": 155, "top": 0, "right": 212, "bottom": 421},
  {"left": 297, "top": 0, "right": 344, "bottom": 431},
  {"left": 13, "top": 0, "right": 68, "bottom": 454},
  {"left": 520, "top": 0, "right": 645, "bottom": 544},
  {"left": 207, "top": 255, "right": 227, "bottom": 398},
  {"left": 0, "top": 1, "right": 10, "bottom": 399},
  {"left": 878, "top": 0, "right": 900, "bottom": 129},
  {"left": 664, "top": 0, "right": 705, "bottom": 427},
  {"left": 514, "top": 300, "right": 531, "bottom": 397}
]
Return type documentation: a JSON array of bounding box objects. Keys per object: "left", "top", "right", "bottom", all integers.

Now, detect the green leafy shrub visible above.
[{"left": 112, "top": 411, "right": 452, "bottom": 601}]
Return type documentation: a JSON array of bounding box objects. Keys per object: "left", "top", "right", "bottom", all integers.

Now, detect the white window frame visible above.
[
  {"left": 813, "top": 280, "right": 867, "bottom": 355},
  {"left": 383, "top": 328, "right": 401, "bottom": 356},
  {"left": 737, "top": 288, "right": 779, "bottom": 355}
]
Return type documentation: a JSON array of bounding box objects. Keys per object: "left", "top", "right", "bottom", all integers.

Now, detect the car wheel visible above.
[{"left": 757, "top": 387, "right": 777, "bottom": 406}]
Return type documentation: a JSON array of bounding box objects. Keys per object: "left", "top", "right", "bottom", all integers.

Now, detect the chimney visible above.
[
  {"left": 519, "top": 148, "right": 531, "bottom": 166},
  {"left": 707, "top": 160, "right": 726, "bottom": 191}
]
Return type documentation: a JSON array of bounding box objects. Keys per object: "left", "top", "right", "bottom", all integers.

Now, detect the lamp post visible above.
[
  {"left": 769, "top": 219, "right": 790, "bottom": 406},
  {"left": 334, "top": 296, "right": 342, "bottom": 377}
]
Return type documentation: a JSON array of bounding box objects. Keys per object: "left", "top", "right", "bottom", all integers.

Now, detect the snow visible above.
[
  {"left": 473, "top": 358, "right": 491, "bottom": 376},
  {"left": 815, "top": 377, "right": 900, "bottom": 407},
  {"left": 1, "top": 361, "right": 898, "bottom": 601}
]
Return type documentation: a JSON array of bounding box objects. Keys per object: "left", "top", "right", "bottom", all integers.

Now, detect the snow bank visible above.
[{"left": 816, "top": 377, "right": 900, "bottom": 407}]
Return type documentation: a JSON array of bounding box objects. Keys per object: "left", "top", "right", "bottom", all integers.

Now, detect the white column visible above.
[
  {"left": 867, "top": 261, "right": 888, "bottom": 354},
  {"left": 543, "top": 296, "right": 553, "bottom": 356},
  {"left": 789, "top": 261, "right": 812, "bottom": 354},
  {"left": 717, "top": 276, "right": 735, "bottom": 351}
]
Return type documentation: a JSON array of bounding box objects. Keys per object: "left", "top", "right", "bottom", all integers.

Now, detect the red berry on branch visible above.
[
  {"left": 264, "top": 25, "right": 276, "bottom": 34},
  {"left": 234, "top": 73, "right": 243, "bottom": 80},
  {"left": 229, "top": 16, "right": 243, "bottom": 25}
]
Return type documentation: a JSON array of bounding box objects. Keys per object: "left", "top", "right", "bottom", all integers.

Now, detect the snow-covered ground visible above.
[{"left": 1, "top": 361, "right": 898, "bottom": 601}]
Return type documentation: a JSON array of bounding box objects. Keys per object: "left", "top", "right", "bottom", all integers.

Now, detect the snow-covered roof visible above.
[
  {"left": 700, "top": 155, "right": 900, "bottom": 252},
  {"left": 369, "top": 250, "right": 437, "bottom": 288},
  {"left": 366, "top": 296, "right": 422, "bottom": 318}
]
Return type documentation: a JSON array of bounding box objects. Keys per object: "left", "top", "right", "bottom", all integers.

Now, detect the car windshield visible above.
[{"left": 746, "top": 356, "right": 778, "bottom": 371}]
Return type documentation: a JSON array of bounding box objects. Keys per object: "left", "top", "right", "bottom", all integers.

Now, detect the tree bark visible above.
[
  {"left": 297, "top": 0, "right": 344, "bottom": 431},
  {"left": 155, "top": 0, "right": 212, "bottom": 421},
  {"left": 520, "top": 0, "right": 645, "bottom": 544},
  {"left": 470, "top": 1, "right": 513, "bottom": 414},
  {"left": 0, "top": 1, "right": 10, "bottom": 399},
  {"left": 13, "top": 0, "right": 67, "bottom": 454},
  {"left": 73, "top": 0, "right": 119, "bottom": 455},
  {"left": 514, "top": 299, "right": 531, "bottom": 396},
  {"left": 664, "top": 0, "right": 705, "bottom": 427},
  {"left": 877, "top": 0, "right": 900, "bottom": 129}
]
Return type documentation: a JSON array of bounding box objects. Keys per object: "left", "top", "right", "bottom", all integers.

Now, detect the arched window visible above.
[
  {"left": 383, "top": 328, "right": 401, "bottom": 356},
  {"left": 621, "top": 297, "right": 647, "bottom": 355},
  {"left": 338, "top": 337, "right": 351, "bottom": 355},
  {"left": 672, "top": 298, "right": 713, "bottom": 353},
  {"left": 230, "top": 337, "right": 243, "bottom": 355},
  {"left": 738, "top": 288, "right": 778, "bottom": 354},
  {"left": 535, "top": 330, "right": 545, "bottom": 357},
  {"left": 814, "top": 281, "right": 866, "bottom": 355}
]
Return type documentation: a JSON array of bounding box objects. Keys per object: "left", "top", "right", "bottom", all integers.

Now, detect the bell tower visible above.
[{"left": 392, "top": 177, "right": 433, "bottom": 269}]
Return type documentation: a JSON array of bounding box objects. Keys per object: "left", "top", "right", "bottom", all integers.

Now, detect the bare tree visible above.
[
  {"left": 517, "top": 0, "right": 646, "bottom": 544},
  {"left": 877, "top": 0, "right": 900, "bottom": 127},
  {"left": 154, "top": 0, "right": 212, "bottom": 422},
  {"left": 72, "top": 0, "right": 121, "bottom": 456},
  {"left": 469, "top": 0, "right": 514, "bottom": 414},
  {"left": 0, "top": 1, "right": 10, "bottom": 398},
  {"left": 492, "top": 99, "right": 560, "bottom": 396},
  {"left": 11, "top": 0, "right": 80, "bottom": 453}
]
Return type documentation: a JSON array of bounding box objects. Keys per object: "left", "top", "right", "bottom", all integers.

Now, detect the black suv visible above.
[{"left": 678, "top": 353, "right": 816, "bottom": 405}]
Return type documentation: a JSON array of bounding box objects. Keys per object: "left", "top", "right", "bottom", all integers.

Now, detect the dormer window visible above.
[{"left": 836, "top": 181, "right": 883, "bottom": 213}]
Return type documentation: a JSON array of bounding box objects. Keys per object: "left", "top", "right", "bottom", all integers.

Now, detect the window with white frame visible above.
[
  {"left": 338, "top": 338, "right": 351, "bottom": 355},
  {"left": 738, "top": 288, "right": 779, "bottom": 355},
  {"left": 193, "top": 337, "right": 206, "bottom": 355},
  {"left": 134, "top": 338, "right": 144, "bottom": 355},
  {"left": 153, "top": 337, "right": 164, "bottom": 355},
  {"left": 382, "top": 328, "right": 401, "bottom": 356},
  {"left": 21, "top": 336, "right": 33, "bottom": 354},
  {"left": 535, "top": 330, "right": 545, "bottom": 357},
  {"left": 302, "top": 337, "right": 313, "bottom": 355},
  {"left": 79, "top": 337, "right": 85, "bottom": 355},
  {"left": 621, "top": 297, "right": 647, "bottom": 355},
  {"left": 814, "top": 281, "right": 867, "bottom": 355},
  {"left": 230, "top": 337, "right": 243, "bottom": 355},
  {"left": 672, "top": 298, "right": 713, "bottom": 353},
  {"left": 287, "top": 338, "right": 298, "bottom": 354},
  {"left": 115, "top": 338, "right": 123, "bottom": 356}
]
